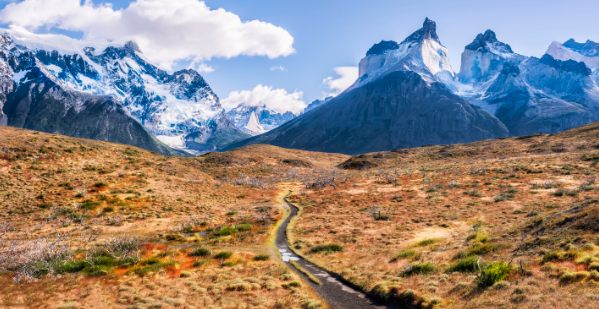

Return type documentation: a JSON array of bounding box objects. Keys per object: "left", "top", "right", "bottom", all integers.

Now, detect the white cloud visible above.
[
  {"left": 221, "top": 85, "right": 305, "bottom": 114},
  {"left": 196, "top": 63, "right": 215, "bottom": 73},
  {"left": 0, "top": 0, "right": 295, "bottom": 71},
  {"left": 323, "top": 66, "right": 358, "bottom": 97},
  {"left": 188, "top": 58, "right": 215, "bottom": 73},
  {"left": 270, "top": 65, "right": 286, "bottom": 71}
]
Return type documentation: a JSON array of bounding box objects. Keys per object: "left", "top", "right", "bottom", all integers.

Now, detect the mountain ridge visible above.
[{"left": 0, "top": 28, "right": 249, "bottom": 155}]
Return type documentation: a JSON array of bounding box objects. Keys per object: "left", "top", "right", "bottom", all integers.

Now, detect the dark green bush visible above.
[
  {"left": 190, "top": 247, "right": 211, "bottom": 257},
  {"left": 448, "top": 256, "right": 479, "bottom": 273},
  {"left": 214, "top": 251, "right": 233, "bottom": 260},
  {"left": 310, "top": 244, "right": 344, "bottom": 253},
  {"left": 253, "top": 254, "right": 270, "bottom": 261}
]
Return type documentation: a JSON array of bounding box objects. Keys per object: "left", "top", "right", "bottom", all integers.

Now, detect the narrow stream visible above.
[{"left": 275, "top": 193, "right": 394, "bottom": 309}]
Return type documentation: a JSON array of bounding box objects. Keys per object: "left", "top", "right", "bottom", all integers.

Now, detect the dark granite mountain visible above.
[{"left": 224, "top": 19, "right": 509, "bottom": 154}]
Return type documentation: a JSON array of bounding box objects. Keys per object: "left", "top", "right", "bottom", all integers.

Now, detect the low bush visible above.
[
  {"left": 236, "top": 224, "right": 252, "bottom": 232},
  {"left": 448, "top": 256, "right": 479, "bottom": 273},
  {"left": 310, "top": 244, "right": 344, "bottom": 253},
  {"left": 559, "top": 271, "right": 589, "bottom": 284},
  {"left": 401, "top": 263, "right": 436, "bottom": 276},
  {"left": 216, "top": 226, "right": 237, "bottom": 236},
  {"left": 253, "top": 254, "right": 270, "bottom": 261},
  {"left": 214, "top": 251, "right": 233, "bottom": 260},
  {"left": 190, "top": 247, "right": 211, "bottom": 257},
  {"left": 478, "top": 261, "right": 512, "bottom": 288},
  {"left": 370, "top": 281, "right": 402, "bottom": 301},
  {"left": 390, "top": 249, "right": 419, "bottom": 262}
]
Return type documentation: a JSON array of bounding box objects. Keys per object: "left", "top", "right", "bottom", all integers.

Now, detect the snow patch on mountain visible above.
[
  {"left": 546, "top": 41, "right": 599, "bottom": 69},
  {"left": 10, "top": 70, "right": 28, "bottom": 84},
  {"left": 244, "top": 112, "right": 266, "bottom": 135}
]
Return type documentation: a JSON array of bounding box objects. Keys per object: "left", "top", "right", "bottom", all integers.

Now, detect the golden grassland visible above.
[
  {"left": 0, "top": 126, "right": 335, "bottom": 309},
  {"left": 285, "top": 125, "right": 599, "bottom": 308},
  {"left": 3, "top": 122, "right": 599, "bottom": 308}
]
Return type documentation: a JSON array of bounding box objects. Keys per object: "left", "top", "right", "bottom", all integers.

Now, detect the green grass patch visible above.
[
  {"left": 416, "top": 238, "right": 440, "bottom": 247},
  {"left": 389, "top": 250, "right": 419, "bottom": 262},
  {"left": 401, "top": 263, "right": 436, "bottom": 276}
]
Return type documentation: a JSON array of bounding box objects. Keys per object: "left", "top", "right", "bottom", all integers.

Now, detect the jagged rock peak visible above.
[
  {"left": 539, "top": 54, "right": 592, "bottom": 76},
  {"left": 401, "top": 17, "right": 440, "bottom": 44},
  {"left": 124, "top": 41, "right": 141, "bottom": 53},
  {"left": 366, "top": 40, "right": 399, "bottom": 56},
  {"left": 465, "top": 30, "right": 513, "bottom": 54},
  {"left": 562, "top": 39, "right": 599, "bottom": 57}
]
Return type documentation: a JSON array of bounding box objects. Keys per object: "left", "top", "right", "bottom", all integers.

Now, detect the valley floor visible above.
[{"left": 2, "top": 124, "right": 599, "bottom": 308}]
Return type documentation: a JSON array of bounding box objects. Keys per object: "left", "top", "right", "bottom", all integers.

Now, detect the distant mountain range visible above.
[
  {"left": 3, "top": 20, "right": 599, "bottom": 156},
  {"left": 226, "top": 102, "right": 296, "bottom": 136},
  {"left": 0, "top": 27, "right": 248, "bottom": 156},
  {"left": 226, "top": 18, "right": 599, "bottom": 154}
]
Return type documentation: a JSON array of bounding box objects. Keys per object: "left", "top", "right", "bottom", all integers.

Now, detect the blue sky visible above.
[{"left": 1, "top": 0, "right": 598, "bottom": 112}]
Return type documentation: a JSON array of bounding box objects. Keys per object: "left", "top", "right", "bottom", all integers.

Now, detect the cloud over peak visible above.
[
  {"left": 0, "top": 0, "right": 295, "bottom": 70},
  {"left": 221, "top": 85, "right": 305, "bottom": 114},
  {"left": 323, "top": 66, "right": 358, "bottom": 97}
]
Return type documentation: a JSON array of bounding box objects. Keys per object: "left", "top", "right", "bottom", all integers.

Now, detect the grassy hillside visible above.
[
  {"left": 0, "top": 126, "right": 334, "bottom": 309},
  {"left": 3, "top": 121, "right": 599, "bottom": 308}
]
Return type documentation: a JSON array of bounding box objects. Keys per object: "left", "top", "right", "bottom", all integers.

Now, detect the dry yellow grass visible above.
[
  {"left": 0, "top": 126, "right": 331, "bottom": 309},
  {"left": 4, "top": 121, "right": 599, "bottom": 308}
]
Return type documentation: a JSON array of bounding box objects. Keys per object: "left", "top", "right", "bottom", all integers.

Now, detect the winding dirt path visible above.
[{"left": 275, "top": 192, "right": 394, "bottom": 309}]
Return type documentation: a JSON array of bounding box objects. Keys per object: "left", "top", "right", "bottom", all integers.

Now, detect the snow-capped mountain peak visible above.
[
  {"left": 401, "top": 17, "right": 440, "bottom": 44},
  {"left": 353, "top": 18, "right": 454, "bottom": 92},
  {"left": 0, "top": 27, "right": 248, "bottom": 155},
  {"left": 465, "top": 30, "right": 514, "bottom": 55},
  {"left": 458, "top": 30, "right": 526, "bottom": 84}
]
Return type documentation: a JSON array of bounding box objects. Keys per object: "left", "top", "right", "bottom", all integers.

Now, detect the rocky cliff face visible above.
[
  {"left": 0, "top": 28, "right": 248, "bottom": 155},
  {"left": 454, "top": 31, "right": 599, "bottom": 136},
  {"left": 458, "top": 30, "right": 526, "bottom": 84},
  {"left": 225, "top": 19, "right": 509, "bottom": 154}
]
